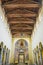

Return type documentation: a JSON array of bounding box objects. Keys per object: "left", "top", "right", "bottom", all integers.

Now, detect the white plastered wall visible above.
[
  {"left": 31, "top": 5, "right": 43, "bottom": 50},
  {"left": 0, "top": 5, "right": 12, "bottom": 63},
  {"left": 31, "top": 2, "right": 43, "bottom": 63}
]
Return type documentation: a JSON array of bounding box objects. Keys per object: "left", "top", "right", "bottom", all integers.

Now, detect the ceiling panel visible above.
[{"left": 1, "top": 0, "right": 42, "bottom": 37}]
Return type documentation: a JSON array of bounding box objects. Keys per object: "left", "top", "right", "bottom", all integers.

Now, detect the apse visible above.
[{"left": 14, "top": 39, "right": 29, "bottom": 63}]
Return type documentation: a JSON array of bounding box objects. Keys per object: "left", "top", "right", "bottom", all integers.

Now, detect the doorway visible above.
[{"left": 18, "top": 53, "right": 25, "bottom": 63}]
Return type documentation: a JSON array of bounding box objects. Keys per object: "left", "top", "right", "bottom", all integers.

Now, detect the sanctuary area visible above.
[{"left": 0, "top": 0, "right": 43, "bottom": 65}]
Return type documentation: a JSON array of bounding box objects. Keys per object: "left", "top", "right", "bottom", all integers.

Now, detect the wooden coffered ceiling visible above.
[{"left": 1, "top": 0, "right": 42, "bottom": 37}]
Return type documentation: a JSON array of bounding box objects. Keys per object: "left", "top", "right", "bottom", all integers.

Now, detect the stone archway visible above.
[
  {"left": 14, "top": 39, "right": 29, "bottom": 63},
  {"left": 10, "top": 38, "right": 33, "bottom": 64}
]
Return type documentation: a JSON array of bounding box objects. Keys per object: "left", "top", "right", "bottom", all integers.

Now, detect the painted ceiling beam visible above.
[
  {"left": 8, "top": 17, "right": 36, "bottom": 21},
  {"left": 2, "top": 0, "right": 39, "bottom": 5},
  {"left": 2, "top": 4, "right": 40, "bottom": 9},
  {"left": 8, "top": 21, "right": 35, "bottom": 24},
  {"left": 6, "top": 9, "right": 36, "bottom": 14},
  {"left": 11, "top": 29, "right": 33, "bottom": 32},
  {"left": 11, "top": 27, "right": 33, "bottom": 31},
  {"left": 10, "top": 23, "right": 33, "bottom": 27},
  {"left": 12, "top": 31, "right": 32, "bottom": 35},
  {"left": 6, "top": 13, "right": 37, "bottom": 18}
]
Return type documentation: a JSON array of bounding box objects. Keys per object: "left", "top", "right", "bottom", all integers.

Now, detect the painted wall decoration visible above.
[{"left": 14, "top": 39, "right": 29, "bottom": 63}]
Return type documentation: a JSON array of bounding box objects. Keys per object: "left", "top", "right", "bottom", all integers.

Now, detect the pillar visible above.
[
  {"left": 28, "top": 38, "right": 33, "bottom": 64},
  {"left": 39, "top": 42, "right": 42, "bottom": 65},
  {"left": 0, "top": 42, "right": 3, "bottom": 65},
  {"left": 6, "top": 48, "right": 10, "bottom": 65},
  {"left": 8, "top": 49, "right": 10, "bottom": 64},
  {"left": 6, "top": 48, "right": 8, "bottom": 65},
  {"left": 0, "top": 43, "right": 2, "bottom": 65},
  {"left": 42, "top": 47, "right": 43, "bottom": 65},
  {"left": 3, "top": 45, "right": 6, "bottom": 65},
  {"left": 36, "top": 46, "right": 39, "bottom": 65},
  {"left": 33, "top": 48, "right": 37, "bottom": 65}
]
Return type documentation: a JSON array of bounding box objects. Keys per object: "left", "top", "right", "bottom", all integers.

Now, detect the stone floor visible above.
[{"left": 9, "top": 62, "right": 43, "bottom": 65}]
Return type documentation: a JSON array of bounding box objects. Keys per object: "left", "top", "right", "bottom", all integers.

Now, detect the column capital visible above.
[
  {"left": 1, "top": 42, "right": 3, "bottom": 48},
  {"left": 4, "top": 45, "right": 6, "bottom": 50}
]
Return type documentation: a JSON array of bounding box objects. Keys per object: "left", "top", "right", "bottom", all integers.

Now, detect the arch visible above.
[
  {"left": 15, "top": 39, "right": 28, "bottom": 47},
  {"left": 14, "top": 38, "right": 29, "bottom": 46},
  {"left": 14, "top": 38, "right": 29, "bottom": 63}
]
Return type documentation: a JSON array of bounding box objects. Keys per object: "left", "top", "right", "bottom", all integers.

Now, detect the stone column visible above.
[
  {"left": 33, "top": 48, "right": 37, "bottom": 65},
  {"left": 0, "top": 42, "right": 3, "bottom": 65},
  {"left": 0, "top": 43, "right": 2, "bottom": 65},
  {"left": 42, "top": 47, "right": 43, "bottom": 65},
  {"left": 36, "top": 46, "right": 39, "bottom": 65},
  {"left": 39, "top": 42, "right": 42, "bottom": 65},
  {"left": 8, "top": 49, "right": 10, "bottom": 65},
  {"left": 3, "top": 46, "right": 6, "bottom": 65},
  {"left": 6, "top": 48, "right": 10, "bottom": 65},
  {"left": 6, "top": 48, "right": 8, "bottom": 65}
]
